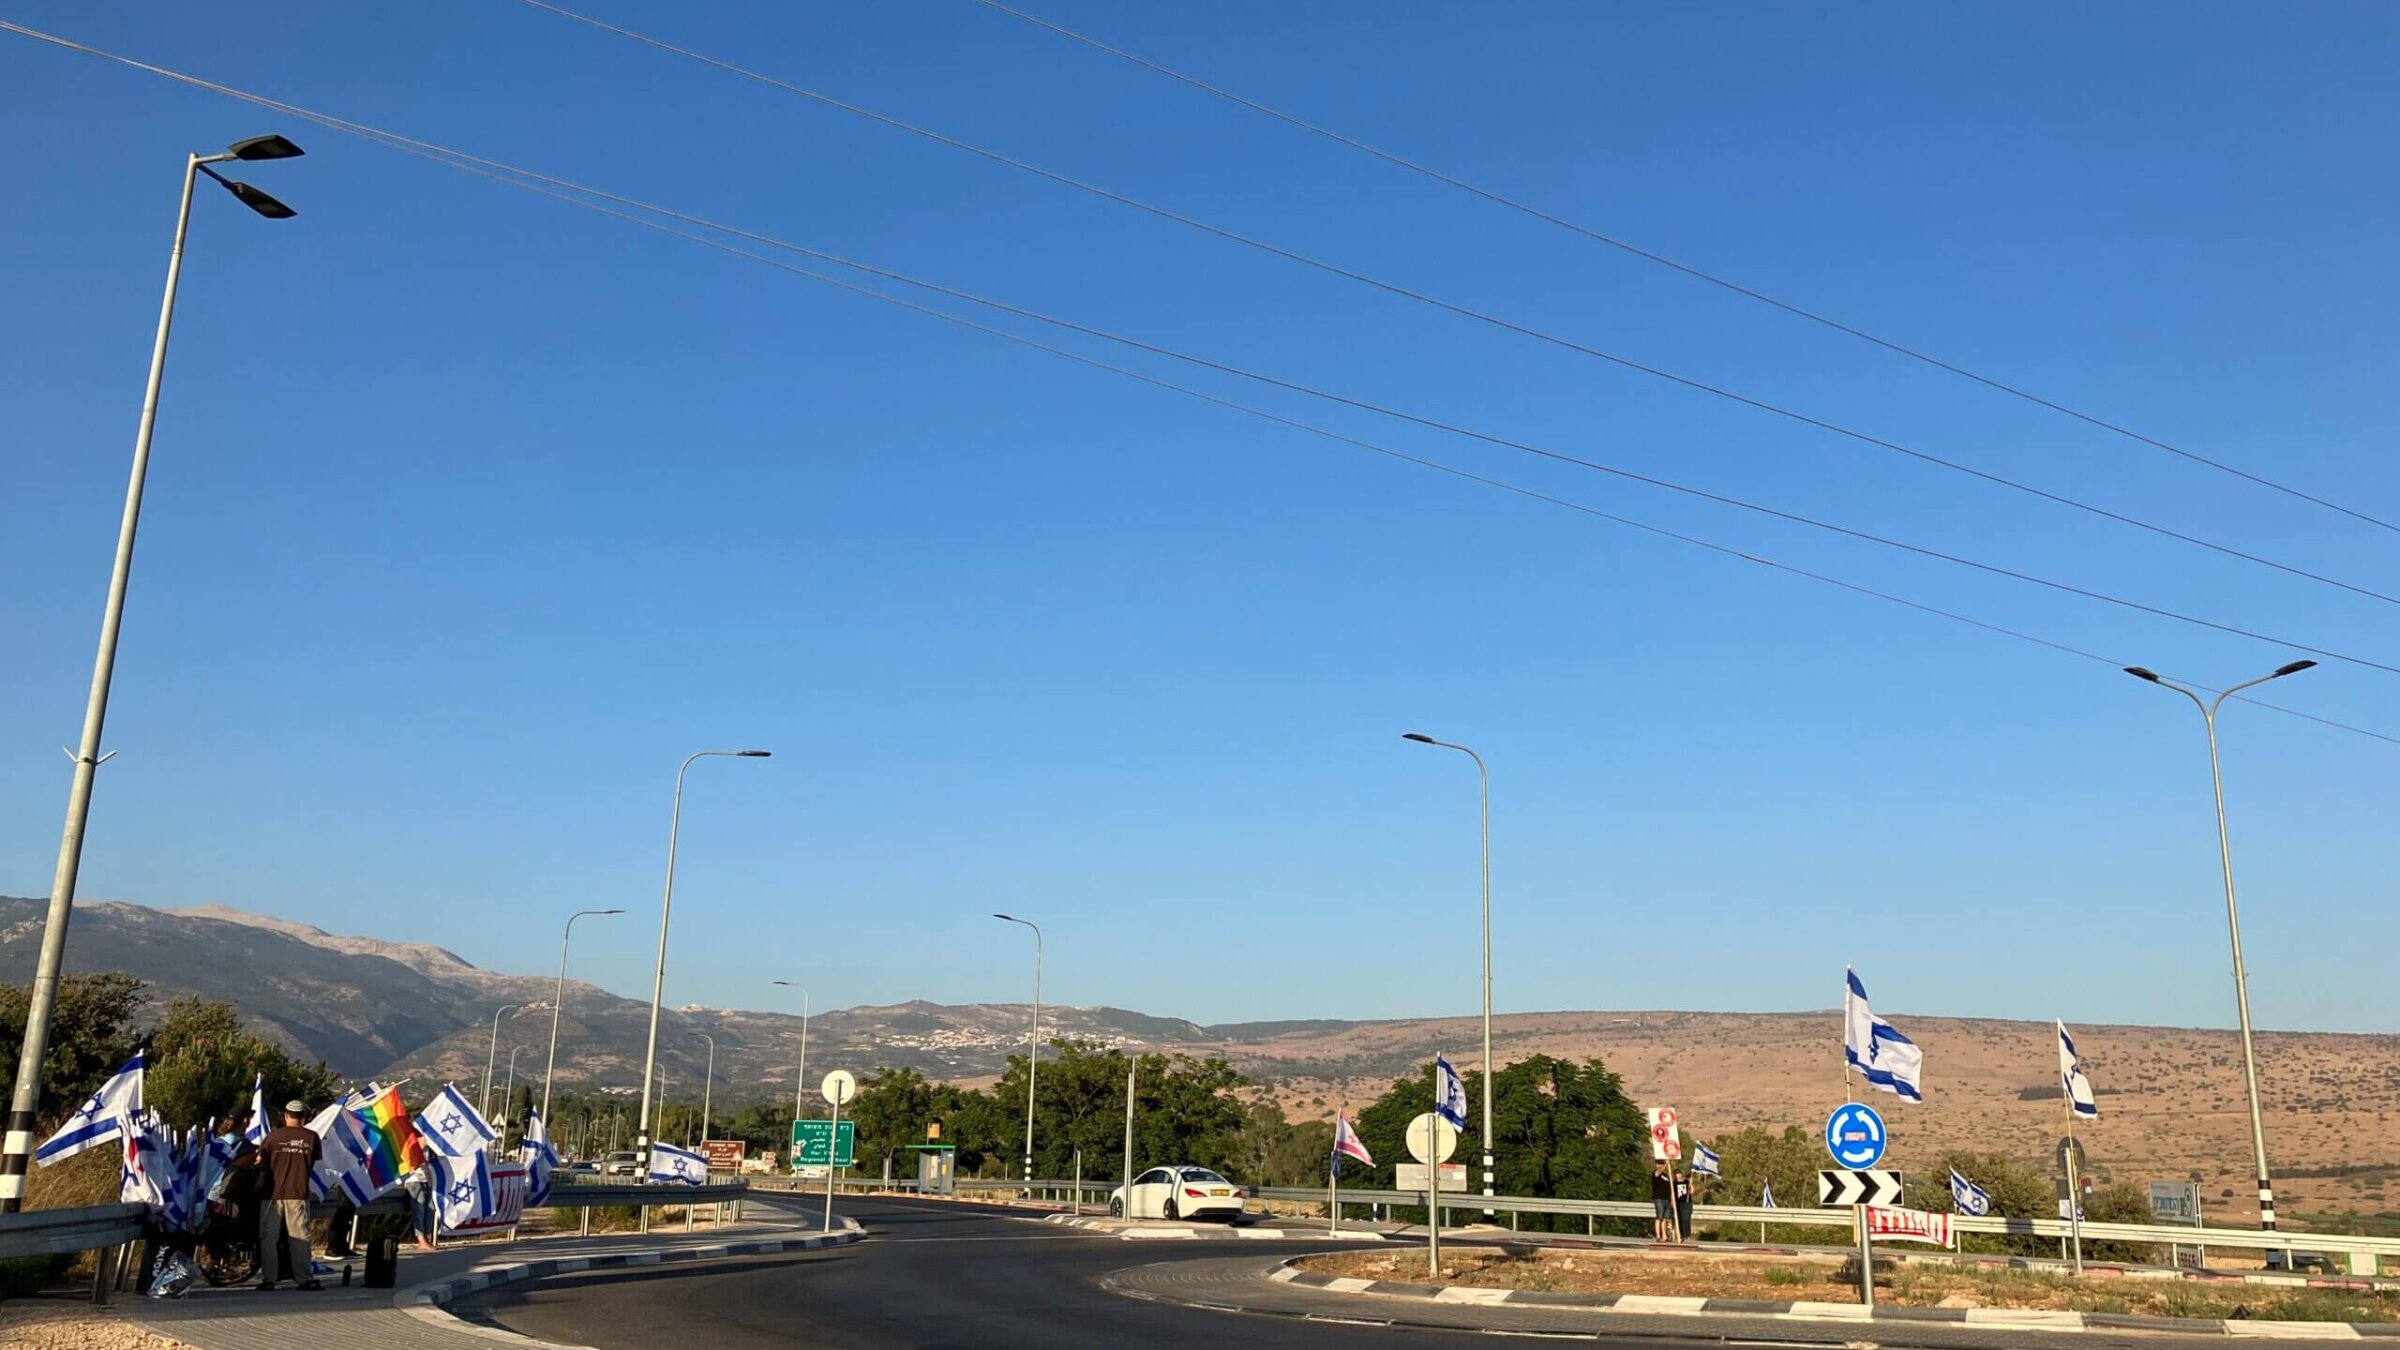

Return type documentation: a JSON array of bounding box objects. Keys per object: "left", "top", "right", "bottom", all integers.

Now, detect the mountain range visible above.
[{"left": 5, "top": 897, "right": 2396, "bottom": 1222}]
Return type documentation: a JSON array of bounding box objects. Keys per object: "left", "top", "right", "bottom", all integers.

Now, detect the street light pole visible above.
[
  {"left": 2125, "top": 659, "right": 2315, "bottom": 1232},
  {"left": 994, "top": 914, "right": 1043, "bottom": 1185},
  {"left": 697, "top": 1033, "right": 717, "bottom": 1146},
  {"left": 0, "top": 134, "right": 304, "bottom": 1212},
  {"left": 503, "top": 1046, "right": 530, "bottom": 1136},
  {"left": 482, "top": 1004, "right": 519, "bottom": 1120},
  {"left": 772, "top": 982, "right": 810, "bottom": 1148},
  {"left": 635, "top": 748, "right": 770, "bottom": 1174},
  {"left": 1405, "top": 733, "right": 1494, "bottom": 1215},
  {"left": 541, "top": 908, "right": 623, "bottom": 1127}
]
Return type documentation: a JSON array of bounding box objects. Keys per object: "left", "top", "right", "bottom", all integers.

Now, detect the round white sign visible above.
[
  {"left": 1405, "top": 1112, "right": 1459, "bottom": 1165},
  {"left": 821, "top": 1069, "right": 857, "bottom": 1107}
]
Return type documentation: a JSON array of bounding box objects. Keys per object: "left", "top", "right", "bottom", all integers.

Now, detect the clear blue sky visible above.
[{"left": 5, "top": 2, "right": 2395, "bottom": 1034}]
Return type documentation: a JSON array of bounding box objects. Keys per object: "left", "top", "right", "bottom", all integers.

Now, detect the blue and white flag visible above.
[
  {"left": 426, "top": 1147, "right": 497, "bottom": 1230},
  {"left": 1760, "top": 1179, "right": 1776, "bottom": 1208},
  {"left": 520, "top": 1108, "right": 561, "bottom": 1207},
  {"left": 117, "top": 1115, "right": 169, "bottom": 1214},
  {"left": 1692, "top": 1143, "right": 1722, "bottom": 1178},
  {"left": 1433, "top": 1055, "right": 1468, "bottom": 1130},
  {"left": 648, "top": 1140, "right": 706, "bottom": 1186},
  {"left": 1843, "top": 970, "right": 1924, "bottom": 1102},
  {"left": 414, "top": 1084, "right": 499, "bottom": 1158},
  {"left": 245, "top": 1074, "right": 269, "bottom": 1147},
  {"left": 1949, "top": 1168, "right": 1992, "bottom": 1217},
  {"left": 34, "top": 1049, "right": 145, "bottom": 1165},
  {"left": 2057, "top": 1021, "right": 2098, "bottom": 1121}
]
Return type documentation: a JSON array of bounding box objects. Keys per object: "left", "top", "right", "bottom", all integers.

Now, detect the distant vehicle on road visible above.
[
  {"left": 560, "top": 1161, "right": 600, "bottom": 1180},
  {"left": 2266, "top": 1250, "right": 2335, "bottom": 1273},
  {"left": 1110, "top": 1166, "right": 1245, "bottom": 1222},
  {"left": 601, "top": 1150, "right": 641, "bottom": 1177}
]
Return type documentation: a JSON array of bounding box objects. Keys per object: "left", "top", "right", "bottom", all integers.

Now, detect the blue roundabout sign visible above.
[{"left": 1824, "top": 1102, "right": 1887, "bottom": 1170}]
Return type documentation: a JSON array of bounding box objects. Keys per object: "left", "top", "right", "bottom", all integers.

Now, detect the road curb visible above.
[
  {"left": 396, "top": 1220, "right": 867, "bottom": 1344},
  {"left": 1264, "top": 1256, "right": 2400, "bottom": 1339},
  {"left": 1040, "top": 1213, "right": 1391, "bottom": 1242}
]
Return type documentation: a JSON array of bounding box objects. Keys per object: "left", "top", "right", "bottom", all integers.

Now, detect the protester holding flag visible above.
[{"left": 1650, "top": 1160, "right": 1675, "bottom": 1243}]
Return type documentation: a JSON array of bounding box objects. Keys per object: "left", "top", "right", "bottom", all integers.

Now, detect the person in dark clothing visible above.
[
  {"left": 242, "top": 1100, "right": 324, "bottom": 1290},
  {"left": 1673, "top": 1168, "right": 1695, "bottom": 1242},
  {"left": 1650, "top": 1161, "right": 1675, "bottom": 1243}
]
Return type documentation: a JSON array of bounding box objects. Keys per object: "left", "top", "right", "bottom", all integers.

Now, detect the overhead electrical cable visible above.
[
  {"left": 494, "top": 0, "right": 2400, "bottom": 611},
  {"left": 3, "top": 19, "right": 2391, "bottom": 749},
  {"left": 963, "top": 0, "right": 2400, "bottom": 537}
]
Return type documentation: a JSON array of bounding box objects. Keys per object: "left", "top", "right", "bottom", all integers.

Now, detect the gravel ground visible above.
[{"left": 0, "top": 1299, "right": 195, "bottom": 1350}]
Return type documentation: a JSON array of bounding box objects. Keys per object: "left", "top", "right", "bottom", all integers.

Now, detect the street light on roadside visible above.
[
  {"left": 502, "top": 1046, "right": 532, "bottom": 1137},
  {"left": 993, "top": 914, "right": 1043, "bottom": 1184},
  {"left": 1403, "top": 732, "right": 1496, "bottom": 1215},
  {"left": 697, "top": 1032, "right": 718, "bottom": 1147},
  {"left": 482, "top": 1004, "right": 520, "bottom": 1119},
  {"left": 772, "top": 981, "right": 810, "bottom": 1143},
  {"left": 541, "top": 908, "right": 624, "bottom": 1127},
  {"left": 2124, "top": 659, "right": 2315, "bottom": 1231},
  {"left": 635, "top": 749, "right": 770, "bottom": 1174},
  {"left": 0, "top": 133, "right": 305, "bottom": 1212}
]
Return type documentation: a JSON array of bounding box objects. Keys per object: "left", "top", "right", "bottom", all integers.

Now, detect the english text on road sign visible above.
[
  {"left": 1864, "top": 1204, "right": 1951, "bottom": 1246},
  {"left": 791, "top": 1119, "right": 855, "bottom": 1167},
  {"left": 1818, "top": 1169, "right": 1904, "bottom": 1207},
  {"left": 1396, "top": 1162, "right": 1468, "bottom": 1192},
  {"left": 1647, "top": 1106, "right": 1682, "bottom": 1162},
  {"left": 1406, "top": 1112, "right": 1459, "bottom": 1165},
  {"left": 1824, "top": 1102, "right": 1887, "bottom": 1169}
]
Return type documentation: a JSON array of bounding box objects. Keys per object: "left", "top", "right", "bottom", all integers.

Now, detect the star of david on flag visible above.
[
  {"left": 1433, "top": 1055, "right": 1468, "bottom": 1130},
  {"left": 414, "top": 1084, "right": 499, "bottom": 1158},
  {"left": 648, "top": 1140, "right": 707, "bottom": 1186}
]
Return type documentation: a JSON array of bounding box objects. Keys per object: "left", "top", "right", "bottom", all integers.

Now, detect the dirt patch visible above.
[
  {"left": 1298, "top": 1249, "right": 2400, "bottom": 1322},
  {"left": 0, "top": 1300, "right": 196, "bottom": 1350}
]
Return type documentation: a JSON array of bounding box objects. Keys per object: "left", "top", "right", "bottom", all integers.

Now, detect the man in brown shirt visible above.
[{"left": 251, "top": 1100, "right": 324, "bottom": 1290}]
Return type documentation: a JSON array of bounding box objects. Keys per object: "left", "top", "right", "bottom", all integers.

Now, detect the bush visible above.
[{"left": 0, "top": 1254, "right": 69, "bottom": 1298}]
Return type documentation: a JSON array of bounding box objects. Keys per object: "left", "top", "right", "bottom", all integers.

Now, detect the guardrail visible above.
[{"left": 0, "top": 1202, "right": 146, "bottom": 1262}]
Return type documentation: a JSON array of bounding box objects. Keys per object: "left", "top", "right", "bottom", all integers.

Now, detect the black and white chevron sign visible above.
[{"left": 1818, "top": 1169, "right": 1903, "bottom": 1207}]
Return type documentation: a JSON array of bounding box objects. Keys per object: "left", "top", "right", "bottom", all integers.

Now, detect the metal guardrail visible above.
[{"left": 0, "top": 1202, "right": 146, "bottom": 1261}]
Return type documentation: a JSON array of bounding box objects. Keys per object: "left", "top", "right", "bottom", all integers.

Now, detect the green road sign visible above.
[{"left": 791, "top": 1119, "right": 855, "bottom": 1167}]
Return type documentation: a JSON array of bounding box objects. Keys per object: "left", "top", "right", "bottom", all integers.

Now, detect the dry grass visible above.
[
  {"left": 0, "top": 1301, "right": 194, "bottom": 1350},
  {"left": 1299, "top": 1249, "right": 2400, "bottom": 1322}
]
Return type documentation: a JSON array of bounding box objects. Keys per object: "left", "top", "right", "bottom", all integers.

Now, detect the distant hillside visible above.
[{"left": 6, "top": 898, "right": 2397, "bottom": 1223}]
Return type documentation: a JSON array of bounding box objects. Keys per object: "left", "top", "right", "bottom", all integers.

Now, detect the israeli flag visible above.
[
  {"left": 2057, "top": 1021, "right": 2099, "bottom": 1120},
  {"left": 1949, "top": 1168, "right": 1992, "bottom": 1217},
  {"left": 520, "top": 1108, "right": 561, "bottom": 1207},
  {"left": 1433, "top": 1055, "right": 1468, "bottom": 1130},
  {"left": 1692, "top": 1143, "right": 1722, "bottom": 1178},
  {"left": 1843, "top": 970, "right": 1925, "bottom": 1103},
  {"left": 648, "top": 1140, "right": 707, "bottom": 1186},
  {"left": 34, "top": 1049, "right": 145, "bottom": 1165},
  {"left": 1760, "top": 1179, "right": 1776, "bottom": 1208},
  {"left": 415, "top": 1084, "right": 499, "bottom": 1158},
  {"left": 426, "top": 1147, "right": 497, "bottom": 1230},
  {"left": 117, "top": 1115, "right": 168, "bottom": 1214},
  {"left": 245, "top": 1074, "right": 269, "bottom": 1147}
]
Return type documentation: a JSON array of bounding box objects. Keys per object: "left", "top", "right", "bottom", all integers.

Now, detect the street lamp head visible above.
[
  {"left": 216, "top": 179, "right": 296, "bottom": 219},
  {"left": 1401, "top": 733, "right": 1436, "bottom": 744},
  {"left": 2123, "top": 667, "right": 2162, "bottom": 683},
  {"left": 228, "top": 134, "right": 304, "bottom": 161},
  {"left": 596, "top": 908, "right": 625, "bottom": 915},
  {"left": 993, "top": 913, "right": 1015, "bottom": 922},
  {"left": 2272, "top": 660, "right": 2318, "bottom": 679},
  {"left": 737, "top": 749, "right": 772, "bottom": 757}
]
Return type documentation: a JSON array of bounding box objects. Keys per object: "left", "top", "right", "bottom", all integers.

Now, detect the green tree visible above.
[
  {"left": 143, "top": 996, "right": 343, "bottom": 1129},
  {"left": 0, "top": 972, "right": 144, "bottom": 1130},
  {"left": 1347, "top": 1056, "right": 1647, "bottom": 1232},
  {"left": 849, "top": 1067, "right": 939, "bottom": 1178}
]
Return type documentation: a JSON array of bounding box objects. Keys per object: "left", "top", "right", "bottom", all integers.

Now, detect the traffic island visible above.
[{"left": 1279, "top": 1248, "right": 2400, "bottom": 1334}]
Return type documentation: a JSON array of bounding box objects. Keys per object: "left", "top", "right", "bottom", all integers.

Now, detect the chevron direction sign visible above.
[{"left": 1818, "top": 1169, "right": 1904, "bottom": 1207}]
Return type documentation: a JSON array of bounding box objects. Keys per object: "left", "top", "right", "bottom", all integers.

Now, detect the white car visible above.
[{"left": 1110, "top": 1166, "right": 1246, "bottom": 1222}]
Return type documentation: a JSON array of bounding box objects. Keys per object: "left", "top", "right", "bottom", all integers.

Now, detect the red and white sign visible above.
[
  {"left": 448, "top": 1160, "right": 529, "bottom": 1235},
  {"left": 1647, "top": 1107, "right": 1682, "bottom": 1162},
  {"left": 1864, "top": 1204, "right": 1951, "bottom": 1247}
]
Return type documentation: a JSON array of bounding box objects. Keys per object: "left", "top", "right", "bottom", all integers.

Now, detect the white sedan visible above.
[{"left": 1110, "top": 1166, "right": 1246, "bottom": 1222}]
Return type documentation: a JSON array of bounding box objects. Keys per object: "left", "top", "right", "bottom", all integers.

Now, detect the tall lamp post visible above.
[
  {"left": 2125, "top": 658, "right": 2315, "bottom": 1231},
  {"left": 481, "top": 1004, "right": 520, "bottom": 1120},
  {"left": 635, "top": 749, "right": 770, "bottom": 1172},
  {"left": 697, "top": 1032, "right": 718, "bottom": 1146},
  {"left": 1404, "top": 732, "right": 1495, "bottom": 1214},
  {"left": 772, "top": 981, "right": 810, "bottom": 1147},
  {"left": 0, "top": 134, "right": 306, "bottom": 1213},
  {"left": 993, "top": 914, "right": 1043, "bottom": 1184},
  {"left": 502, "top": 1046, "right": 531, "bottom": 1137},
  {"left": 541, "top": 908, "right": 623, "bottom": 1126}
]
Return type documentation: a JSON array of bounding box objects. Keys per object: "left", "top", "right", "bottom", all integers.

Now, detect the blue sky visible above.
[{"left": 4, "top": 2, "right": 2395, "bottom": 1034}]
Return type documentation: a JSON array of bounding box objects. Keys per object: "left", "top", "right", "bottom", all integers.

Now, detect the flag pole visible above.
[
  {"left": 1328, "top": 1146, "right": 1339, "bottom": 1235},
  {"left": 2064, "top": 1087, "right": 2085, "bottom": 1275}
]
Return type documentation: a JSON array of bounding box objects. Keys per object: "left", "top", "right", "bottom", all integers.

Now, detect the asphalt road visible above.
[{"left": 459, "top": 1193, "right": 2339, "bottom": 1349}]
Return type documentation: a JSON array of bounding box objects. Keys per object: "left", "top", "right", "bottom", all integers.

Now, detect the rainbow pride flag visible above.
[{"left": 347, "top": 1084, "right": 426, "bottom": 1185}]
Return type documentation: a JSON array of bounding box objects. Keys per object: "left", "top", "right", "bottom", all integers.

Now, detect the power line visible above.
[
  {"left": 499, "top": 0, "right": 2400, "bottom": 612},
  {"left": 964, "top": 0, "right": 2400, "bottom": 538},
  {"left": 4, "top": 19, "right": 2392, "bottom": 750}
]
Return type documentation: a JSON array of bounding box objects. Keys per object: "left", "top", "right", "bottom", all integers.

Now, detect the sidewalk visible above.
[{"left": 111, "top": 1211, "right": 863, "bottom": 1350}]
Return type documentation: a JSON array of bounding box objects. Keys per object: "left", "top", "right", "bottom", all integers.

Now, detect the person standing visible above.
[
  {"left": 1673, "top": 1167, "right": 1695, "bottom": 1242},
  {"left": 252, "top": 1100, "right": 324, "bottom": 1291},
  {"left": 1650, "top": 1161, "right": 1675, "bottom": 1243}
]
